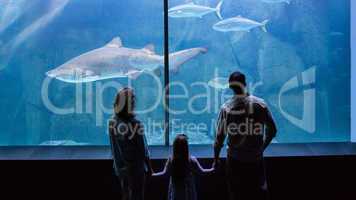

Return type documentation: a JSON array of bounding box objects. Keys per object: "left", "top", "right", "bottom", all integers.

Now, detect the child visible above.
[{"left": 153, "top": 134, "right": 215, "bottom": 200}]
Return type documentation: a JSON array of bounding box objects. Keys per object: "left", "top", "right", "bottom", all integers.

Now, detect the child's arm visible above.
[
  {"left": 152, "top": 159, "right": 170, "bottom": 177},
  {"left": 191, "top": 156, "right": 215, "bottom": 175}
]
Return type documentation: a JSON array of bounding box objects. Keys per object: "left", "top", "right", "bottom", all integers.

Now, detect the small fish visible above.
[
  {"left": 261, "top": 0, "right": 291, "bottom": 4},
  {"left": 168, "top": 1, "right": 224, "bottom": 20},
  {"left": 208, "top": 77, "right": 229, "bottom": 89},
  {"left": 213, "top": 16, "right": 269, "bottom": 33}
]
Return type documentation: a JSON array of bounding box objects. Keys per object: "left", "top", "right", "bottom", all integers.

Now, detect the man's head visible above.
[{"left": 229, "top": 71, "right": 247, "bottom": 95}]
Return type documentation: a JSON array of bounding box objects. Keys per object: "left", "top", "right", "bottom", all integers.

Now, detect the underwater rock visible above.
[
  {"left": 290, "top": 0, "right": 329, "bottom": 68},
  {"left": 257, "top": 32, "right": 305, "bottom": 92},
  {"left": 225, "top": 0, "right": 287, "bottom": 21},
  {"left": 13, "top": 49, "right": 53, "bottom": 145},
  {"left": 48, "top": 113, "right": 105, "bottom": 144},
  {"left": 227, "top": 30, "right": 305, "bottom": 93}
]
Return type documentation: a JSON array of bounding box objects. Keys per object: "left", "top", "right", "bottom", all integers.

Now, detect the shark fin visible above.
[
  {"left": 107, "top": 37, "right": 122, "bottom": 48},
  {"left": 143, "top": 44, "right": 155, "bottom": 53}
]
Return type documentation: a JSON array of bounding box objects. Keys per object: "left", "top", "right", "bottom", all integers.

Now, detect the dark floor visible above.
[{"left": 0, "top": 156, "right": 355, "bottom": 199}]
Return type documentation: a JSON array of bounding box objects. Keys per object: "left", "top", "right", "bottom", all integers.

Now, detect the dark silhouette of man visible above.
[{"left": 214, "top": 71, "right": 277, "bottom": 200}]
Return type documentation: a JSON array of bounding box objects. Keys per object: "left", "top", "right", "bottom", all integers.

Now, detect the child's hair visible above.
[{"left": 171, "top": 134, "right": 190, "bottom": 181}]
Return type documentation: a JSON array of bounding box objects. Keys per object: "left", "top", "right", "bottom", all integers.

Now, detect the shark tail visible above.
[
  {"left": 261, "top": 19, "right": 269, "bottom": 33},
  {"left": 169, "top": 47, "right": 208, "bottom": 73},
  {"left": 216, "top": 0, "right": 224, "bottom": 20}
]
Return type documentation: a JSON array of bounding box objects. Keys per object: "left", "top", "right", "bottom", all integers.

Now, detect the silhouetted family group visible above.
[{"left": 109, "top": 71, "right": 277, "bottom": 200}]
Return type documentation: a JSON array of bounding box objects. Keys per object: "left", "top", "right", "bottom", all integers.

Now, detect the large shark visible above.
[{"left": 46, "top": 37, "right": 208, "bottom": 83}]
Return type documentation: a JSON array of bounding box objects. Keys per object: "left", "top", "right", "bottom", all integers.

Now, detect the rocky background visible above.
[{"left": 168, "top": 0, "right": 350, "bottom": 143}]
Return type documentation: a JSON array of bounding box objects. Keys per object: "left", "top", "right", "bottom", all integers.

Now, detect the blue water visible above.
[{"left": 0, "top": 0, "right": 350, "bottom": 146}]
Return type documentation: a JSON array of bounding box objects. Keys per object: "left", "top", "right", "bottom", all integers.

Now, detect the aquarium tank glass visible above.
[{"left": 0, "top": 0, "right": 351, "bottom": 146}]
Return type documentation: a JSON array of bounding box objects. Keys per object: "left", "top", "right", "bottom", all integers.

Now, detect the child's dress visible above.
[{"left": 154, "top": 156, "right": 214, "bottom": 200}]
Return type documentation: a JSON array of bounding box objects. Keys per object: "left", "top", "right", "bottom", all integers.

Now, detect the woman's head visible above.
[{"left": 113, "top": 87, "right": 135, "bottom": 120}]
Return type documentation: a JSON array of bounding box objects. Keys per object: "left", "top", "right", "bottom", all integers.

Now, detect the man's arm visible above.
[
  {"left": 262, "top": 106, "right": 277, "bottom": 151},
  {"left": 214, "top": 109, "right": 227, "bottom": 161}
]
